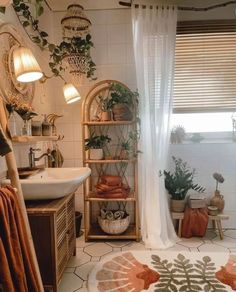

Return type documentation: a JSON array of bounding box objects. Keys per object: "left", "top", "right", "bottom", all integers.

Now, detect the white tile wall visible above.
[
  {"left": 52, "top": 9, "right": 137, "bottom": 224},
  {"left": 0, "top": 5, "right": 56, "bottom": 179}
]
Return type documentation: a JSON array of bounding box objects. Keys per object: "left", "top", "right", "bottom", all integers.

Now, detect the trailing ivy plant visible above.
[{"left": 2, "top": 0, "right": 96, "bottom": 80}]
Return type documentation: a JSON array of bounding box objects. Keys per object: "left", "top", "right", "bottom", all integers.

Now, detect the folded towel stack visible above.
[{"left": 95, "top": 175, "right": 130, "bottom": 198}]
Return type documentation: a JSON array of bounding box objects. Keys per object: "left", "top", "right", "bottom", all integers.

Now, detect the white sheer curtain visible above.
[{"left": 132, "top": 2, "right": 178, "bottom": 248}]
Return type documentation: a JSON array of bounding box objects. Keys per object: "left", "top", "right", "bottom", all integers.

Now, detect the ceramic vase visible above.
[
  {"left": 210, "top": 190, "right": 225, "bottom": 212},
  {"left": 89, "top": 148, "right": 103, "bottom": 160},
  {"left": 8, "top": 111, "right": 17, "bottom": 137},
  {"left": 21, "top": 119, "right": 32, "bottom": 136}
]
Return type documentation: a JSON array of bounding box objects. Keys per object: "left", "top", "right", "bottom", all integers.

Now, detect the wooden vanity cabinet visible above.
[{"left": 26, "top": 193, "right": 76, "bottom": 292}]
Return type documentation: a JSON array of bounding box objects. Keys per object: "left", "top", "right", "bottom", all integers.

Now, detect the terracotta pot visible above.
[
  {"left": 89, "top": 149, "right": 103, "bottom": 160},
  {"left": 210, "top": 190, "right": 225, "bottom": 212},
  {"left": 112, "top": 103, "right": 133, "bottom": 121},
  {"left": 100, "top": 111, "right": 111, "bottom": 121},
  {"left": 119, "top": 149, "right": 129, "bottom": 160},
  {"left": 171, "top": 199, "right": 186, "bottom": 213}
]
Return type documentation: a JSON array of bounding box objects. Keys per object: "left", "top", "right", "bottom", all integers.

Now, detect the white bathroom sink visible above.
[{"left": 3, "top": 167, "right": 91, "bottom": 200}]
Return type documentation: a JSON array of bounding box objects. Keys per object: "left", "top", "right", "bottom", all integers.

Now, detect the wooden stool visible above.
[
  {"left": 171, "top": 212, "right": 229, "bottom": 239},
  {"left": 208, "top": 214, "right": 229, "bottom": 240},
  {"left": 171, "top": 212, "right": 184, "bottom": 237}
]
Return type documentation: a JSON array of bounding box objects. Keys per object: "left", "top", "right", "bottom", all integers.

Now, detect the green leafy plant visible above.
[
  {"left": 5, "top": 0, "right": 96, "bottom": 80},
  {"left": 98, "top": 95, "right": 113, "bottom": 112},
  {"left": 85, "top": 134, "right": 111, "bottom": 150},
  {"left": 49, "top": 36, "right": 96, "bottom": 79},
  {"left": 163, "top": 156, "right": 205, "bottom": 200},
  {"left": 120, "top": 131, "right": 141, "bottom": 158},
  {"left": 15, "top": 104, "right": 38, "bottom": 120},
  {"left": 109, "top": 83, "right": 139, "bottom": 107}
]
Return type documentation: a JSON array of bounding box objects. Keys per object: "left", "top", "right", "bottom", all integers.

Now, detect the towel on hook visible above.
[
  {"left": 0, "top": 186, "right": 41, "bottom": 292},
  {"left": 0, "top": 124, "right": 12, "bottom": 156}
]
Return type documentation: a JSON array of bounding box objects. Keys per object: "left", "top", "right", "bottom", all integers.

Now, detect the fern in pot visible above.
[
  {"left": 163, "top": 157, "right": 205, "bottom": 212},
  {"left": 85, "top": 134, "right": 111, "bottom": 160},
  {"left": 98, "top": 95, "right": 113, "bottom": 121}
]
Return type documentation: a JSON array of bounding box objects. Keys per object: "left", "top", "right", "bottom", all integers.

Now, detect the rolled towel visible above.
[
  {"left": 0, "top": 125, "right": 12, "bottom": 156},
  {"left": 105, "top": 211, "right": 114, "bottom": 220},
  {"left": 114, "top": 211, "right": 125, "bottom": 220},
  {"left": 100, "top": 175, "right": 122, "bottom": 186}
]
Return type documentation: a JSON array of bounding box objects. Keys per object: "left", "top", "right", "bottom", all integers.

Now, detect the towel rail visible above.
[{"left": 0, "top": 96, "right": 44, "bottom": 291}]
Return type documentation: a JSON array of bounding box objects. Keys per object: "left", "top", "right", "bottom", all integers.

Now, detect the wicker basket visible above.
[{"left": 98, "top": 215, "right": 130, "bottom": 235}]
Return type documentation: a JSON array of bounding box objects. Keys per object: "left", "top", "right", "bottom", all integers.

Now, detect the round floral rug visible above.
[{"left": 88, "top": 250, "right": 236, "bottom": 291}]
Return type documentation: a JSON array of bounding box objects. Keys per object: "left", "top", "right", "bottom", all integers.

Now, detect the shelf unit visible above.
[
  {"left": 12, "top": 135, "right": 58, "bottom": 143},
  {"left": 82, "top": 80, "right": 140, "bottom": 241}
]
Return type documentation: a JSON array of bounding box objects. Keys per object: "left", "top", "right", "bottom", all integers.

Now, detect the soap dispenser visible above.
[{"left": 42, "top": 114, "right": 52, "bottom": 136}]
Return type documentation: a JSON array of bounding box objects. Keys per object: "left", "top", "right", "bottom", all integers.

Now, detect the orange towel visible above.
[
  {"left": 100, "top": 175, "right": 122, "bottom": 186},
  {"left": 181, "top": 206, "right": 208, "bottom": 238},
  {"left": 0, "top": 186, "right": 41, "bottom": 292}
]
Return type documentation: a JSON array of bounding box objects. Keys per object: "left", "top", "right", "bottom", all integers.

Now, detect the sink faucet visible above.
[{"left": 29, "top": 147, "right": 54, "bottom": 168}]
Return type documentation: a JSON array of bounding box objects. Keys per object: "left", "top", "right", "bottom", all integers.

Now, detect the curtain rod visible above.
[{"left": 119, "top": 1, "right": 236, "bottom": 11}]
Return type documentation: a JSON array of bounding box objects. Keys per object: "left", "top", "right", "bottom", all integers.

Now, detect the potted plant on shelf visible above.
[
  {"left": 163, "top": 156, "right": 205, "bottom": 212},
  {"left": 119, "top": 131, "right": 140, "bottom": 159},
  {"left": 85, "top": 133, "right": 111, "bottom": 160},
  {"left": 15, "top": 103, "right": 38, "bottom": 136},
  {"left": 98, "top": 95, "right": 113, "bottom": 121},
  {"left": 109, "top": 83, "right": 138, "bottom": 121}
]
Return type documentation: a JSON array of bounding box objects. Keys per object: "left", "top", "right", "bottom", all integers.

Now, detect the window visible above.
[{"left": 172, "top": 20, "right": 236, "bottom": 133}]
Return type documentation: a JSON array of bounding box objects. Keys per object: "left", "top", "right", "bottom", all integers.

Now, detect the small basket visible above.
[{"left": 98, "top": 215, "right": 130, "bottom": 235}]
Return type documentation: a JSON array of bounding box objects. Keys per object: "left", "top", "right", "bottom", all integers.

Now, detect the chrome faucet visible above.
[{"left": 29, "top": 147, "right": 54, "bottom": 168}]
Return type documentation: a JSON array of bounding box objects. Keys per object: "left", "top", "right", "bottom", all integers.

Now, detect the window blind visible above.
[{"left": 173, "top": 20, "right": 236, "bottom": 113}]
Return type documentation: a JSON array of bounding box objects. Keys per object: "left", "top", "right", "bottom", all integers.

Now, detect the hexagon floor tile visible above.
[
  {"left": 84, "top": 242, "right": 113, "bottom": 257},
  {"left": 75, "top": 261, "right": 97, "bottom": 281},
  {"left": 177, "top": 237, "right": 204, "bottom": 248},
  {"left": 58, "top": 272, "right": 83, "bottom": 292},
  {"left": 67, "top": 249, "right": 91, "bottom": 267},
  {"left": 212, "top": 236, "right": 236, "bottom": 248},
  {"left": 58, "top": 229, "right": 236, "bottom": 292},
  {"left": 198, "top": 243, "right": 229, "bottom": 253}
]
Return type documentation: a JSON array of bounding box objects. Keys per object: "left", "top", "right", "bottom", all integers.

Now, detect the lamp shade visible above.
[
  {"left": 13, "top": 47, "right": 43, "bottom": 82},
  {"left": 63, "top": 83, "right": 81, "bottom": 104}
]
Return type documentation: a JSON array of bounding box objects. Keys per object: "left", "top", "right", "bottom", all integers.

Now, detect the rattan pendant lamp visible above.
[{"left": 61, "top": 2, "right": 92, "bottom": 82}]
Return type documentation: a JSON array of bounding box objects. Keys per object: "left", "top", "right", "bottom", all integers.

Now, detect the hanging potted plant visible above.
[
  {"left": 163, "top": 157, "right": 205, "bottom": 212},
  {"left": 109, "top": 83, "right": 138, "bottom": 121},
  {"left": 98, "top": 95, "right": 113, "bottom": 121},
  {"left": 85, "top": 133, "right": 111, "bottom": 160}
]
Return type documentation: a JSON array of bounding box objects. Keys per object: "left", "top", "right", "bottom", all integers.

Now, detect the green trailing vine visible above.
[
  {"left": 3, "top": 0, "right": 96, "bottom": 80},
  {"left": 151, "top": 253, "right": 227, "bottom": 292}
]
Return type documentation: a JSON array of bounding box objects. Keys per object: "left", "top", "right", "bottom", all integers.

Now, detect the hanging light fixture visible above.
[
  {"left": 63, "top": 83, "right": 81, "bottom": 104},
  {"left": 13, "top": 47, "right": 43, "bottom": 82},
  {"left": 61, "top": 4, "right": 91, "bottom": 39}
]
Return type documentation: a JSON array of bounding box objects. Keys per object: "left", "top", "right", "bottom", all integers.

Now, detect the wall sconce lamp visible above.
[
  {"left": 12, "top": 46, "right": 81, "bottom": 104},
  {"left": 63, "top": 83, "right": 81, "bottom": 104},
  {"left": 13, "top": 46, "right": 43, "bottom": 83}
]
